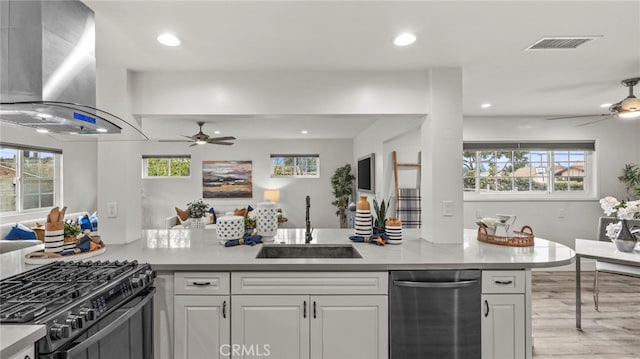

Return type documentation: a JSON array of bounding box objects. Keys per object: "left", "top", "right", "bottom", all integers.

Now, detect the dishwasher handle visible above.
[{"left": 393, "top": 279, "right": 478, "bottom": 289}]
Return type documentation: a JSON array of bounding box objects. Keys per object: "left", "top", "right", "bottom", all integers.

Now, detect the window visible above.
[
  {"left": 463, "top": 141, "right": 594, "bottom": 198},
  {"left": 0, "top": 145, "right": 60, "bottom": 213},
  {"left": 142, "top": 156, "right": 191, "bottom": 178},
  {"left": 270, "top": 154, "right": 319, "bottom": 178}
]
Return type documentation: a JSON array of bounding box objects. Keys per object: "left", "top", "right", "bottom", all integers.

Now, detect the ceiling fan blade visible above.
[
  {"left": 574, "top": 116, "right": 614, "bottom": 127},
  {"left": 207, "top": 136, "right": 236, "bottom": 141},
  {"left": 158, "top": 139, "right": 193, "bottom": 143},
  {"left": 189, "top": 143, "right": 200, "bottom": 147},
  {"left": 546, "top": 114, "right": 610, "bottom": 121},
  {"left": 207, "top": 141, "right": 234, "bottom": 145},
  {"left": 182, "top": 135, "right": 196, "bottom": 140}
]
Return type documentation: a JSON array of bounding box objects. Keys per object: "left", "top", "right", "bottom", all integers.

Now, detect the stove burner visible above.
[{"left": 0, "top": 260, "right": 138, "bottom": 323}]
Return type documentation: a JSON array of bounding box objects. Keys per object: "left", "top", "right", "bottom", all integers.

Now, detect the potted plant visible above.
[
  {"left": 64, "top": 219, "right": 82, "bottom": 239},
  {"left": 618, "top": 164, "right": 640, "bottom": 199},
  {"left": 373, "top": 197, "right": 392, "bottom": 232},
  {"left": 331, "top": 164, "right": 355, "bottom": 228},
  {"left": 187, "top": 199, "right": 209, "bottom": 228}
]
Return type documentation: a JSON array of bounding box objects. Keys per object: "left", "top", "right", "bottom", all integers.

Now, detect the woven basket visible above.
[{"left": 477, "top": 225, "right": 534, "bottom": 247}]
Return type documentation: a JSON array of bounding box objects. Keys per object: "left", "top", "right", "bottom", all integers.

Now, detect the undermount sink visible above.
[
  {"left": 0, "top": 240, "right": 42, "bottom": 254},
  {"left": 256, "top": 244, "right": 363, "bottom": 259}
]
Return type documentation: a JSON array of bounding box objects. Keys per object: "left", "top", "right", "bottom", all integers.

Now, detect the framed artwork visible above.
[{"left": 202, "top": 160, "right": 253, "bottom": 198}]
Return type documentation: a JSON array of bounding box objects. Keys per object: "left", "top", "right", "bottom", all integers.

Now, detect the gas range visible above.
[{"left": 0, "top": 260, "right": 154, "bottom": 356}]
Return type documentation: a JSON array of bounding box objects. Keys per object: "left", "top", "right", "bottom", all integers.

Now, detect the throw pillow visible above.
[
  {"left": 79, "top": 215, "right": 93, "bottom": 232},
  {"left": 208, "top": 207, "right": 217, "bottom": 224},
  {"left": 89, "top": 212, "right": 98, "bottom": 231},
  {"left": 175, "top": 207, "right": 189, "bottom": 224},
  {"left": 234, "top": 208, "right": 247, "bottom": 217},
  {"left": 6, "top": 223, "right": 37, "bottom": 240}
]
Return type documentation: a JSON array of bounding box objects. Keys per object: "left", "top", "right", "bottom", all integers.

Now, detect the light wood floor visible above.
[{"left": 532, "top": 271, "right": 640, "bottom": 358}]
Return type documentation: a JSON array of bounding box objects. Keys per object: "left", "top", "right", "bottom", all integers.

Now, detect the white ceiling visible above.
[{"left": 86, "top": 0, "right": 640, "bottom": 138}]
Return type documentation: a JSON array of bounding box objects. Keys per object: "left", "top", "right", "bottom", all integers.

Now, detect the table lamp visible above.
[{"left": 263, "top": 190, "right": 280, "bottom": 203}]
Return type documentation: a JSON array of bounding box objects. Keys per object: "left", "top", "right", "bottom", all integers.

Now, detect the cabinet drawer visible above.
[
  {"left": 232, "top": 272, "right": 388, "bottom": 295},
  {"left": 174, "top": 272, "right": 230, "bottom": 295},
  {"left": 482, "top": 271, "right": 525, "bottom": 294}
]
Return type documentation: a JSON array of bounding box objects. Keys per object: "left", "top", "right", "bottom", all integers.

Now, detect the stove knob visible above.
[
  {"left": 65, "top": 316, "right": 77, "bottom": 329},
  {"left": 51, "top": 324, "right": 71, "bottom": 339},
  {"left": 79, "top": 308, "right": 96, "bottom": 321},
  {"left": 131, "top": 277, "right": 142, "bottom": 288},
  {"left": 73, "top": 314, "right": 85, "bottom": 329}
]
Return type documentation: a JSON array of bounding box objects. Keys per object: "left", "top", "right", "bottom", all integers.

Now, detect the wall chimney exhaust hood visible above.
[{"left": 0, "top": 0, "right": 146, "bottom": 139}]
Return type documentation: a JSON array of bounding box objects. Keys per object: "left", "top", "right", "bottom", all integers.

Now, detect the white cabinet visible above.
[
  {"left": 482, "top": 294, "right": 525, "bottom": 359},
  {"left": 231, "top": 272, "right": 388, "bottom": 359},
  {"left": 174, "top": 272, "right": 230, "bottom": 359},
  {"left": 6, "top": 344, "right": 34, "bottom": 359},
  {"left": 481, "top": 270, "right": 531, "bottom": 359},
  {"left": 232, "top": 295, "right": 309, "bottom": 359},
  {"left": 311, "top": 295, "right": 387, "bottom": 359}
]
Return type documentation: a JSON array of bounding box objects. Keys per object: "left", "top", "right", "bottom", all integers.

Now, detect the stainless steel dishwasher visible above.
[{"left": 389, "top": 270, "right": 481, "bottom": 358}]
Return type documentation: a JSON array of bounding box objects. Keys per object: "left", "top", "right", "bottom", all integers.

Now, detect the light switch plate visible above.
[
  {"left": 443, "top": 200, "right": 453, "bottom": 216},
  {"left": 107, "top": 202, "right": 118, "bottom": 218}
]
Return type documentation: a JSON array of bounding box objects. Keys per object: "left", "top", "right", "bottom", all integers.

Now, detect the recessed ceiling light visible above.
[
  {"left": 36, "top": 128, "right": 48, "bottom": 133},
  {"left": 96, "top": 128, "right": 108, "bottom": 133},
  {"left": 301, "top": 130, "right": 308, "bottom": 134},
  {"left": 214, "top": 130, "right": 221, "bottom": 134},
  {"left": 600, "top": 103, "right": 612, "bottom": 108},
  {"left": 394, "top": 33, "right": 416, "bottom": 47},
  {"left": 481, "top": 103, "right": 492, "bottom": 108},
  {"left": 157, "top": 33, "right": 181, "bottom": 47}
]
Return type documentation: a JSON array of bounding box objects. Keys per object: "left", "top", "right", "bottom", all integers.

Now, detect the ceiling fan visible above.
[
  {"left": 547, "top": 77, "right": 640, "bottom": 126},
  {"left": 159, "top": 121, "right": 236, "bottom": 146}
]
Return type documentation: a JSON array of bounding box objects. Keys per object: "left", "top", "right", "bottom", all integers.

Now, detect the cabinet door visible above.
[
  {"left": 482, "top": 294, "right": 525, "bottom": 359},
  {"left": 310, "top": 295, "right": 388, "bottom": 359},
  {"left": 232, "top": 295, "right": 309, "bottom": 359},
  {"left": 174, "top": 295, "right": 230, "bottom": 359}
]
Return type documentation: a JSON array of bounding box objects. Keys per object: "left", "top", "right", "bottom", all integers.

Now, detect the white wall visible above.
[
  {"left": 132, "top": 71, "right": 431, "bottom": 115},
  {"left": 142, "top": 139, "right": 353, "bottom": 229}
]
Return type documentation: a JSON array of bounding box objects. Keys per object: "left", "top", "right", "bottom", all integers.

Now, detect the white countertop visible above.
[
  {"left": 23, "top": 228, "right": 573, "bottom": 272},
  {"left": 575, "top": 238, "right": 640, "bottom": 265},
  {"left": 0, "top": 325, "right": 46, "bottom": 358}
]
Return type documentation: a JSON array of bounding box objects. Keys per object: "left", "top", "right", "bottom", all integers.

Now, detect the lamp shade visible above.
[{"left": 263, "top": 190, "right": 280, "bottom": 202}]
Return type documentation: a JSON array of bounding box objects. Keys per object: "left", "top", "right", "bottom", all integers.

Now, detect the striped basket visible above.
[{"left": 44, "top": 221, "right": 64, "bottom": 253}]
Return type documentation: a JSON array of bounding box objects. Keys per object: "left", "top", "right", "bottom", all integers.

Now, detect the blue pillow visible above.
[
  {"left": 79, "top": 215, "right": 92, "bottom": 232},
  {"left": 89, "top": 212, "right": 98, "bottom": 231},
  {"left": 5, "top": 223, "right": 37, "bottom": 240},
  {"left": 208, "top": 207, "right": 217, "bottom": 224},
  {"left": 247, "top": 205, "right": 254, "bottom": 212}
]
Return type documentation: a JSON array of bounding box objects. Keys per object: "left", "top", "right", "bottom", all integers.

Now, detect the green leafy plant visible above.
[
  {"left": 64, "top": 219, "right": 81, "bottom": 238},
  {"left": 331, "top": 164, "right": 355, "bottom": 228},
  {"left": 373, "top": 197, "right": 392, "bottom": 231},
  {"left": 244, "top": 216, "right": 256, "bottom": 230},
  {"left": 187, "top": 199, "right": 209, "bottom": 218},
  {"left": 618, "top": 164, "right": 640, "bottom": 199}
]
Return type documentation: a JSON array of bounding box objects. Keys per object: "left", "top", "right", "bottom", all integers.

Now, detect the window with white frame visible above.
[
  {"left": 463, "top": 141, "right": 595, "bottom": 197},
  {"left": 142, "top": 155, "right": 191, "bottom": 178},
  {"left": 270, "top": 154, "right": 319, "bottom": 178},
  {"left": 0, "top": 144, "right": 60, "bottom": 213}
]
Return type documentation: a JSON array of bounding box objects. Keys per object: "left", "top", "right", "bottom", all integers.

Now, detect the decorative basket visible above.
[{"left": 477, "top": 225, "right": 534, "bottom": 247}]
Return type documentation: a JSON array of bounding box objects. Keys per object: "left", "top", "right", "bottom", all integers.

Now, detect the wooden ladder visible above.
[{"left": 392, "top": 151, "right": 421, "bottom": 200}]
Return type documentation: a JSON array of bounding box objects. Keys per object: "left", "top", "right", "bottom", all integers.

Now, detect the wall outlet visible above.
[
  {"left": 107, "top": 202, "right": 118, "bottom": 218},
  {"left": 443, "top": 200, "right": 453, "bottom": 216},
  {"left": 476, "top": 209, "right": 483, "bottom": 219},
  {"left": 558, "top": 208, "right": 565, "bottom": 219}
]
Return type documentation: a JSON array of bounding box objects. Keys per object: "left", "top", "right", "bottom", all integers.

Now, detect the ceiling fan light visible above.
[
  {"left": 620, "top": 97, "right": 640, "bottom": 111},
  {"left": 195, "top": 140, "right": 206, "bottom": 145},
  {"left": 619, "top": 111, "right": 640, "bottom": 119}
]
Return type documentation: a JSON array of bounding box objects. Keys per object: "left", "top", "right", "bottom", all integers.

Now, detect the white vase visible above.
[
  {"left": 189, "top": 217, "right": 204, "bottom": 229},
  {"left": 257, "top": 202, "right": 278, "bottom": 237},
  {"left": 216, "top": 215, "right": 245, "bottom": 239}
]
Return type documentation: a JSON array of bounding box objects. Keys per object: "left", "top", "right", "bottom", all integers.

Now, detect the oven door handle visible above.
[{"left": 60, "top": 288, "right": 155, "bottom": 357}]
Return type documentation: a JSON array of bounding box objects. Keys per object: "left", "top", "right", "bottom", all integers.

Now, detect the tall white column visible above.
[
  {"left": 96, "top": 69, "right": 142, "bottom": 244},
  {"left": 421, "top": 68, "right": 463, "bottom": 243}
]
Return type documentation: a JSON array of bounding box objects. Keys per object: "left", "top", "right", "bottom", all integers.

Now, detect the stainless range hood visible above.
[{"left": 0, "top": 0, "right": 146, "bottom": 138}]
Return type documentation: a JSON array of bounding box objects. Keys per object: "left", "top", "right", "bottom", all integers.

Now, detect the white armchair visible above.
[{"left": 593, "top": 217, "right": 640, "bottom": 310}]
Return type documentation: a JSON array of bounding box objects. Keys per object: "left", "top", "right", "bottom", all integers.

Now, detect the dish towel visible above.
[
  {"left": 349, "top": 232, "right": 387, "bottom": 246},
  {"left": 225, "top": 234, "right": 263, "bottom": 247},
  {"left": 396, "top": 188, "right": 421, "bottom": 228}
]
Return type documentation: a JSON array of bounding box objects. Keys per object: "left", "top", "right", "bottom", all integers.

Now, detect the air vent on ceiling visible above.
[{"left": 525, "top": 36, "right": 599, "bottom": 50}]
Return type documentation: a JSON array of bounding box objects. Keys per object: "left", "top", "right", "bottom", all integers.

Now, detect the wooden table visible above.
[{"left": 574, "top": 238, "right": 640, "bottom": 329}]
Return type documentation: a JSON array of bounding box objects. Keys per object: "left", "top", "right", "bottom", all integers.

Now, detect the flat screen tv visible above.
[{"left": 357, "top": 153, "right": 375, "bottom": 193}]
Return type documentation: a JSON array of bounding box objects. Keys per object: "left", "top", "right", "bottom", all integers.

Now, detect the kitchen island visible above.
[{"left": 0, "top": 228, "right": 574, "bottom": 359}]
